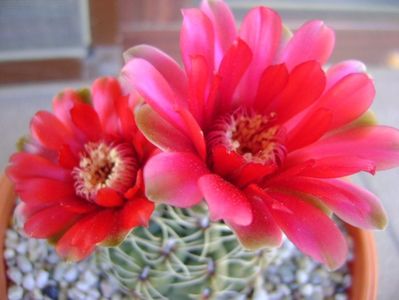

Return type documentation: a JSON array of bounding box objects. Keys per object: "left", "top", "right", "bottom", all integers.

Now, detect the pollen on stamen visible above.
[
  {"left": 73, "top": 142, "right": 137, "bottom": 202},
  {"left": 208, "top": 109, "right": 287, "bottom": 166}
]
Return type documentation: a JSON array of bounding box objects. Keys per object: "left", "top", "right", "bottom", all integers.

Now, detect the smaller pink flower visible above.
[{"left": 7, "top": 77, "right": 155, "bottom": 261}]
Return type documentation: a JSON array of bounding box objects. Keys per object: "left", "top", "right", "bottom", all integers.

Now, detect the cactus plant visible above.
[{"left": 106, "top": 204, "right": 273, "bottom": 299}]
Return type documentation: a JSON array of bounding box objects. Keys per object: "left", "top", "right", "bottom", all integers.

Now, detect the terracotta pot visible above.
[{"left": 0, "top": 174, "right": 378, "bottom": 300}]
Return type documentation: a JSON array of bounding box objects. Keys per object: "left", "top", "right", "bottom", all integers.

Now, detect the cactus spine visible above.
[{"left": 106, "top": 204, "right": 272, "bottom": 299}]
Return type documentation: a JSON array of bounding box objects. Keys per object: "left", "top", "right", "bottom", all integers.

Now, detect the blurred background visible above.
[
  {"left": 0, "top": 0, "right": 399, "bottom": 84},
  {"left": 0, "top": 1, "right": 398, "bottom": 299}
]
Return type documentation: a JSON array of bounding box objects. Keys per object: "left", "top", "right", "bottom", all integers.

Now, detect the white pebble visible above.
[
  {"left": 16, "top": 242, "right": 28, "bottom": 254},
  {"left": 82, "top": 270, "right": 98, "bottom": 286},
  {"left": 335, "top": 294, "right": 348, "bottom": 300},
  {"left": 16, "top": 255, "right": 33, "bottom": 273},
  {"left": 53, "top": 263, "right": 67, "bottom": 281},
  {"left": 301, "top": 283, "right": 314, "bottom": 296},
  {"left": 64, "top": 267, "right": 79, "bottom": 282},
  {"left": 22, "top": 273, "right": 36, "bottom": 291},
  {"left": 4, "top": 248, "right": 15, "bottom": 260},
  {"left": 36, "top": 270, "right": 49, "bottom": 289},
  {"left": 68, "top": 288, "right": 88, "bottom": 300},
  {"left": 46, "top": 251, "right": 59, "bottom": 264},
  {"left": 7, "top": 267, "right": 23, "bottom": 285},
  {"left": 6, "top": 229, "right": 18, "bottom": 242},
  {"left": 296, "top": 269, "right": 308, "bottom": 284},
  {"left": 100, "top": 280, "right": 117, "bottom": 298},
  {"left": 8, "top": 285, "right": 24, "bottom": 300}
]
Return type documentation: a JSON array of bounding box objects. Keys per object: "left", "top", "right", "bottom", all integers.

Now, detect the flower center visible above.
[
  {"left": 209, "top": 109, "right": 287, "bottom": 165},
  {"left": 73, "top": 142, "right": 137, "bottom": 202}
]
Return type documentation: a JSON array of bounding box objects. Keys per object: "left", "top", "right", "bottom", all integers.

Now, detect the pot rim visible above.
[{"left": 0, "top": 174, "right": 377, "bottom": 300}]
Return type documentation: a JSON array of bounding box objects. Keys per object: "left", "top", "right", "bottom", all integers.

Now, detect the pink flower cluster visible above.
[{"left": 8, "top": 0, "right": 399, "bottom": 269}]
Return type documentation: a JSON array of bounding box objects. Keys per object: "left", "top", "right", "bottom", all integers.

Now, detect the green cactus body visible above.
[{"left": 106, "top": 204, "right": 272, "bottom": 299}]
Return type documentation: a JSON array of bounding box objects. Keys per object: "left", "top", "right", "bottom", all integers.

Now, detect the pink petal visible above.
[
  {"left": 284, "top": 156, "right": 376, "bottom": 179},
  {"left": 287, "top": 125, "right": 399, "bottom": 173},
  {"left": 281, "top": 20, "right": 335, "bottom": 70},
  {"left": 317, "top": 72, "right": 375, "bottom": 130},
  {"left": 144, "top": 152, "right": 209, "bottom": 207},
  {"left": 272, "top": 177, "right": 387, "bottom": 230},
  {"left": 180, "top": 8, "right": 214, "bottom": 74},
  {"left": 254, "top": 63, "right": 289, "bottom": 113},
  {"left": 266, "top": 61, "right": 326, "bottom": 123},
  {"left": 200, "top": 0, "right": 237, "bottom": 67},
  {"left": 70, "top": 102, "right": 102, "bottom": 142},
  {"left": 267, "top": 191, "right": 348, "bottom": 270},
  {"left": 226, "top": 184, "right": 282, "bottom": 249},
  {"left": 238, "top": 7, "right": 282, "bottom": 103},
  {"left": 123, "top": 44, "right": 188, "bottom": 101},
  {"left": 135, "top": 104, "right": 194, "bottom": 153},
  {"left": 176, "top": 107, "right": 207, "bottom": 160},
  {"left": 326, "top": 60, "right": 367, "bottom": 91},
  {"left": 217, "top": 39, "right": 252, "bottom": 113},
  {"left": 7, "top": 152, "right": 71, "bottom": 181},
  {"left": 30, "top": 111, "right": 77, "bottom": 151},
  {"left": 122, "top": 58, "right": 188, "bottom": 134},
  {"left": 56, "top": 210, "right": 115, "bottom": 261},
  {"left": 198, "top": 174, "right": 252, "bottom": 226},
  {"left": 24, "top": 205, "right": 80, "bottom": 238}
]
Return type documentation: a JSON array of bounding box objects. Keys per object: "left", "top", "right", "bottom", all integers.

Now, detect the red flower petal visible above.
[
  {"left": 24, "top": 205, "right": 80, "bottom": 238},
  {"left": 198, "top": 174, "right": 252, "bottom": 226},
  {"left": 266, "top": 191, "right": 348, "bottom": 270},
  {"left": 272, "top": 177, "right": 387, "bottom": 230},
  {"left": 95, "top": 188, "right": 124, "bottom": 208},
  {"left": 187, "top": 55, "right": 209, "bottom": 126},
  {"left": 70, "top": 102, "right": 102, "bottom": 142},
  {"left": 217, "top": 39, "right": 252, "bottom": 113},
  {"left": 16, "top": 178, "right": 75, "bottom": 204},
  {"left": 7, "top": 152, "right": 71, "bottom": 181},
  {"left": 30, "top": 111, "right": 77, "bottom": 151},
  {"left": 254, "top": 63, "right": 289, "bottom": 113},
  {"left": 144, "top": 152, "right": 209, "bottom": 207},
  {"left": 200, "top": 0, "right": 236, "bottom": 66},
  {"left": 92, "top": 77, "right": 122, "bottom": 136},
  {"left": 286, "top": 108, "right": 333, "bottom": 152},
  {"left": 180, "top": 8, "right": 215, "bottom": 74},
  {"left": 58, "top": 144, "right": 79, "bottom": 169},
  {"left": 56, "top": 210, "right": 116, "bottom": 261},
  {"left": 119, "top": 197, "right": 155, "bottom": 230},
  {"left": 281, "top": 20, "right": 335, "bottom": 70},
  {"left": 266, "top": 61, "right": 326, "bottom": 123},
  {"left": 239, "top": 7, "right": 282, "bottom": 103},
  {"left": 211, "top": 145, "right": 246, "bottom": 178},
  {"left": 227, "top": 184, "right": 282, "bottom": 249}
]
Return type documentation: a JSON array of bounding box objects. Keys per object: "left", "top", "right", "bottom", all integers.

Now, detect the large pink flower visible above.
[
  {"left": 7, "top": 78, "right": 155, "bottom": 261},
  {"left": 122, "top": 0, "right": 399, "bottom": 269}
]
